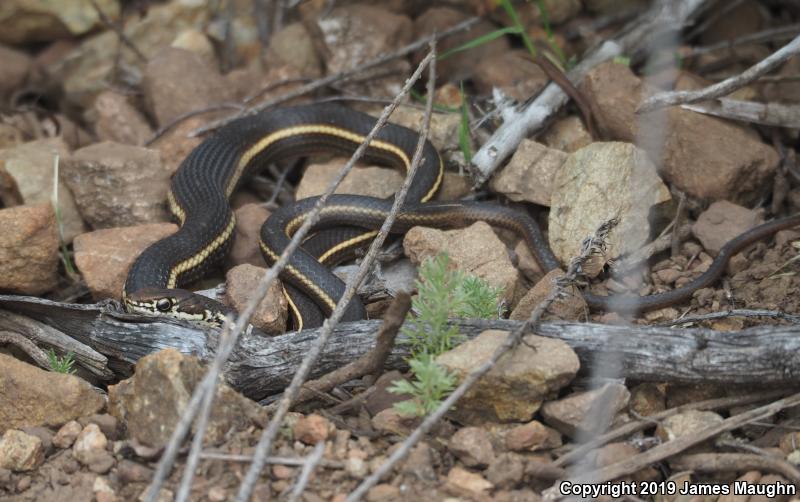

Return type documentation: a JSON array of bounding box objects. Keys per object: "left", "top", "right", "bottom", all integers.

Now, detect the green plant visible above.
[
  {"left": 458, "top": 83, "right": 472, "bottom": 164},
  {"left": 51, "top": 154, "right": 77, "bottom": 276},
  {"left": 48, "top": 349, "right": 76, "bottom": 374},
  {"left": 535, "top": 0, "right": 568, "bottom": 68},
  {"left": 389, "top": 355, "right": 458, "bottom": 417},
  {"left": 389, "top": 253, "right": 502, "bottom": 416}
]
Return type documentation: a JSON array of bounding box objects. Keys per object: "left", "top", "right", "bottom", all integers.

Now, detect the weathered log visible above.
[{"left": 1, "top": 294, "right": 798, "bottom": 400}]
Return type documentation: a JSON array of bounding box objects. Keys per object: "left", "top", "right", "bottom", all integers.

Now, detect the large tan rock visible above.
[
  {"left": 473, "top": 49, "right": 549, "bottom": 102},
  {"left": 0, "top": 429, "right": 43, "bottom": 472},
  {"left": 436, "top": 330, "right": 579, "bottom": 423},
  {"left": 0, "top": 203, "right": 59, "bottom": 294},
  {"left": 0, "top": 354, "right": 105, "bottom": 434},
  {"left": 582, "top": 62, "right": 778, "bottom": 204},
  {"left": 0, "top": 45, "right": 31, "bottom": 98},
  {"left": 548, "top": 141, "right": 672, "bottom": 264},
  {"left": 0, "top": 137, "right": 84, "bottom": 241},
  {"left": 319, "top": 4, "right": 413, "bottom": 97},
  {"left": 64, "top": 142, "right": 170, "bottom": 229},
  {"left": 404, "top": 222, "right": 519, "bottom": 303},
  {"left": 91, "top": 91, "right": 153, "bottom": 146},
  {"left": 142, "top": 48, "right": 232, "bottom": 127},
  {"left": 692, "top": 200, "right": 764, "bottom": 256},
  {"left": 73, "top": 223, "right": 177, "bottom": 300},
  {"left": 540, "top": 383, "right": 630, "bottom": 438},
  {"left": 224, "top": 264, "right": 287, "bottom": 335},
  {"left": 296, "top": 161, "right": 403, "bottom": 200},
  {"left": 490, "top": 139, "right": 568, "bottom": 206},
  {"left": 108, "top": 349, "right": 264, "bottom": 448}
]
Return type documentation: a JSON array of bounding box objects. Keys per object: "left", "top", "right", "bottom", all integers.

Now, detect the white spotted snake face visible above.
[{"left": 123, "top": 288, "right": 232, "bottom": 328}]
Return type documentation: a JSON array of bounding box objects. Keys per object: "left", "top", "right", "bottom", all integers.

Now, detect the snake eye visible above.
[{"left": 156, "top": 298, "right": 173, "bottom": 312}]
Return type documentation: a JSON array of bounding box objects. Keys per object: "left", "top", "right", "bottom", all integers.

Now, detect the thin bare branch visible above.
[
  {"left": 670, "top": 453, "right": 800, "bottom": 484},
  {"left": 658, "top": 308, "right": 800, "bottom": 327},
  {"left": 639, "top": 34, "right": 800, "bottom": 113},
  {"left": 544, "top": 392, "right": 800, "bottom": 494},
  {"left": 0, "top": 330, "right": 51, "bottom": 369},
  {"left": 288, "top": 442, "right": 326, "bottom": 502},
  {"left": 681, "top": 98, "right": 800, "bottom": 128}
]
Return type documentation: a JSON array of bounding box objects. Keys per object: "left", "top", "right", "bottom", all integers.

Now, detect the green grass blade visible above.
[{"left": 438, "top": 26, "right": 522, "bottom": 60}]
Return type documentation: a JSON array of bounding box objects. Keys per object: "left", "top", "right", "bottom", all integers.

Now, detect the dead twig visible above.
[
  {"left": 680, "top": 98, "right": 800, "bottom": 128},
  {"left": 287, "top": 442, "right": 326, "bottom": 502},
  {"left": 544, "top": 392, "right": 800, "bottom": 494},
  {"left": 233, "top": 43, "right": 439, "bottom": 502},
  {"left": 658, "top": 308, "right": 800, "bottom": 327},
  {"left": 552, "top": 390, "right": 791, "bottom": 467},
  {"left": 288, "top": 292, "right": 412, "bottom": 407},
  {"left": 639, "top": 34, "right": 800, "bottom": 113},
  {"left": 89, "top": 0, "right": 146, "bottom": 62},
  {"left": 670, "top": 453, "right": 800, "bottom": 484},
  {"left": 0, "top": 330, "right": 51, "bottom": 369},
  {"left": 347, "top": 219, "right": 620, "bottom": 501}
]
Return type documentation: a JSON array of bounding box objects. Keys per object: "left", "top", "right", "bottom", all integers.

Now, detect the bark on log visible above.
[{"left": 1, "top": 294, "right": 798, "bottom": 400}]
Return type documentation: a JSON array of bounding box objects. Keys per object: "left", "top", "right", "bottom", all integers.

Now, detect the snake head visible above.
[{"left": 123, "top": 287, "right": 233, "bottom": 327}]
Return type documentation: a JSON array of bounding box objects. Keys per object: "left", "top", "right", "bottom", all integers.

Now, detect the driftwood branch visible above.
[{"left": 3, "top": 295, "right": 800, "bottom": 400}]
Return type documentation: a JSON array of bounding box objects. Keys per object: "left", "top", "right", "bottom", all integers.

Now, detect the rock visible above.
[
  {"left": 384, "top": 105, "right": 462, "bottom": 153},
  {"left": 656, "top": 410, "right": 725, "bottom": 451},
  {"left": 0, "top": 430, "right": 43, "bottom": 472},
  {"left": 53, "top": 421, "right": 83, "bottom": 449},
  {"left": 629, "top": 383, "right": 666, "bottom": 417},
  {"left": 371, "top": 408, "right": 415, "bottom": 436},
  {"left": 118, "top": 459, "right": 153, "bottom": 483},
  {"left": 90, "top": 91, "right": 153, "bottom": 146},
  {"left": 293, "top": 414, "right": 333, "bottom": 445},
  {"left": 582, "top": 62, "right": 779, "bottom": 204},
  {"left": 504, "top": 420, "right": 562, "bottom": 452},
  {"left": 540, "top": 116, "right": 593, "bottom": 153},
  {"left": 93, "top": 476, "right": 116, "bottom": 501},
  {"left": 474, "top": 50, "right": 549, "bottom": 102},
  {"left": 400, "top": 441, "right": 437, "bottom": 481},
  {"left": 224, "top": 264, "right": 287, "bottom": 335},
  {"left": 0, "top": 137, "right": 85, "bottom": 241},
  {"left": 49, "top": 1, "right": 209, "bottom": 108},
  {"left": 366, "top": 484, "right": 401, "bottom": 501},
  {"left": 0, "top": 45, "right": 31, "bottom": 99},
  {"left": 436, "top": 171, "right": 472, "bottom": 201},
  {"left": 692, "top": 201, "right": 764, "bottom": 256},
  {"left": 414, "top": 7, "right": 509, "bottom": 83},
  {"left": 228, "top": 204, "right": 271, "bottom": 267},
  {"left": 171, "top": 29, "right": 215, "bottom": 61},
  {"left": 0, "top": 203, "right": 59, "bottom": 294},
  {"left": 149, "top": 115, "right": 204, "bottom": 174},
  {"left": 514, "top": 240, "right": 544, "bottom": 283},
  {"left": 265, "top": 23, "right": 322, "bottom": 78},
  {"left": 64, "top": 142, "right": 170, "bottom": 228},
  {"left": 540, "top": 383, "right": 630, "bottom": 438},
  {"left": 444, "top": 466, "right": 493, "bottom": 499},
  {"left": 591, "top": 442, "right": 659, "bottom": 483},
  {"left": 107, "top": 349, "right": 264, "bottom": 448},
  {"left": 490, "top": 140, "right": 568, "bottom": 206},
  {"left": 404, "top": 222, "right": 519, "bottom": 303},
  {"left": 549, "top": 142, "right": 672, "bottom": 263},
  {"left": 318, "top": 4, "right": 412, "bottom": 97},
  {"left": 295, "top": 161, "right": 404, "bottom": 200},
  {"left": 142, "top": 48, "right": 232, "bottom": 127},
  {"left": 83, "top": 414, "right": 119, "bottom": 441},
  {"left": 73, "top": 223, "right": 177, "bottom": 300},
  {"left": 20, "top": 426, "right": 53, "bottom": 456},
  {"left": 486, "top": 452, "right": 526, "bottom": 489},
  {"left": 0, "top": 354, "right": 104, "bottom": 433},
  {"left": 364, "top": 370, "right": 412, "bottom": 416},
  {"left": 72, "top": 424, "right": 107, "bottom": 465},
  {"left": 510, "top": 269, "right": 587, "bottom": 321},
  {"left": 0, "top": 123, "right": 24, "bottom": 151},
  {"left": 0, "top": 0, "right": 120, "bottom": 44},
  {"left": 436, "top": 330, "right": 579, "bottom": 423},
  {"left": 449, "top": 426, "right": 495, "bottom": 467}
]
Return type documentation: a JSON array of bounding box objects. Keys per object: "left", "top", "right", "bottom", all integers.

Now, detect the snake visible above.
[{"left": 122, "top": 103, "right": 800, "bottom": 329}]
